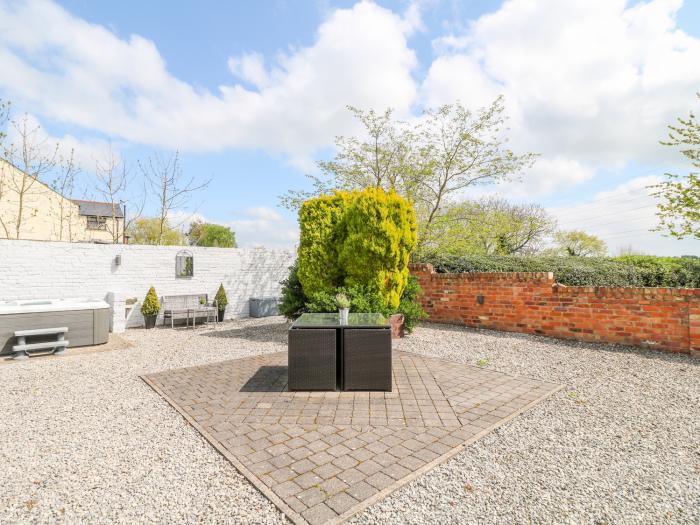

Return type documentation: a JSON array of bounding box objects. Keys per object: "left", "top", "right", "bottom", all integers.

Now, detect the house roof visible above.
[{"left": 71, "top": 200, "right": 125, "bottom": 218}]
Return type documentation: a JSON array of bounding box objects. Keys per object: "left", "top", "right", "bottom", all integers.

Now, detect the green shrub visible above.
[
  {"left": 305, "top": 289, "right": 340, "bottom": 314},
  {"left": 398, "top": 276, "right": 427, "bottom": 333},
  {"left": 141, "top": 286, "right": 160, "bottom": 316},
  {"left": 422, "top": 254, "right": 700, "bottom": 288},
  {"left": 279, "top": 262, "right": 307, "bottom": 319},
  {"left": 337, "top": 187, "right": 417, "bottom": 310},
  {"left": 215, "top": 284, "right": 228, "bottom": 311},
  {"left": 297, "top": 193, "right": 347, "bottom": 298},
  {"left": 305, "top": 285, "right": 391, "bottom": 317},
  {"left": 297, "top": 188, "right": 417, "bottom": 310}
]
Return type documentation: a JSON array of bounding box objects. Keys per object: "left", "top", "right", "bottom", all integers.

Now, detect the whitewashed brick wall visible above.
[{"left": 0, "top": 239, "right": 295, "bottom": 331}]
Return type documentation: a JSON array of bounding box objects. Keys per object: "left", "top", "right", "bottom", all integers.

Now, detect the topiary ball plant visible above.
[
  {"left": 215, "top": 283, "right": 228, "bottom": 311},
  {"left": 215, "top": 283, "right": 228, "bottom": 322},
  {"left": 141, "top": 286, "right": 160, "bottom": 328}
]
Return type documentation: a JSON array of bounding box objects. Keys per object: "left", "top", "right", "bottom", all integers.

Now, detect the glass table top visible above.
[{"left": 291, "top": 312, "right": 390, "bottom": 328}]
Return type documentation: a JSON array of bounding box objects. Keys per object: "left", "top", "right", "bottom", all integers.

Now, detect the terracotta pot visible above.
[
  {"left": 390, "top": 313, "right": 405, "bottom": 339},
  {"left": 144, "top": 315, "right": 157, "bottom": 329}
]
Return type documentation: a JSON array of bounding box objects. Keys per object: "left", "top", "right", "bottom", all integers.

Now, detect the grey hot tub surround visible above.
[{"left": 0, "top": 299, "right": 110, "bottom": 356}]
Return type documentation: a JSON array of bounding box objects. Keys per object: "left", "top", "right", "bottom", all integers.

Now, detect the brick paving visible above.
[{"left": 143, "top": 351, "right": 562, "bottom": 525}]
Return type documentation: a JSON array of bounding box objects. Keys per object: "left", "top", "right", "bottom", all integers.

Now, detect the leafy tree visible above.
[
  {"left": 553, "top": 230, "right": 607, "bottom": 257},
  {"left": 282, "top": 98, "right": 536, "bottom": 254},
  {"left": 652, "top": 93, "right": 700, "bottom": 239},
  {"left": 188, "top": 220, "right": 236, "bottom": 247},
  {"left": 128, "top": 217, "right": 185, "bottom": 245},
  {"left": 427, "top": 197, "right": 555, "bottom": 256}
]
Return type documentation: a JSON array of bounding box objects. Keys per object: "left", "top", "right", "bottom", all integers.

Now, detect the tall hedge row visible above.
[
  {"left": 298, "top": 188, "right": 417, "bottom": 309},
  {"left": 422, "top": 254, "right": 700, "bottom": 288}
]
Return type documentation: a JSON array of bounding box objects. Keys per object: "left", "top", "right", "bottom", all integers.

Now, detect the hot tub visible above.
[{"left": 0, "top": 299, "right": 110, "bottom": 356}]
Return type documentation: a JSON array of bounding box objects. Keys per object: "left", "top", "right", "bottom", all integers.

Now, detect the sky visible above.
[{"left": 0, "top": 0, "right": 699, "bottom": 255}]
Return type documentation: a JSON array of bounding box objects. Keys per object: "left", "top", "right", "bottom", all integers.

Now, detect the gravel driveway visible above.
[{"left": 0, "top": 317, "right": 697, "bottom": 524}]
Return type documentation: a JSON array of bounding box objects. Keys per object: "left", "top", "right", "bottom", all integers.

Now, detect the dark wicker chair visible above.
[
  {"left": 288, "top": 328, "right": 337, "bottom": 390},
  {"left": 343, "top": 329, "right": 392, "bottom": 391}
]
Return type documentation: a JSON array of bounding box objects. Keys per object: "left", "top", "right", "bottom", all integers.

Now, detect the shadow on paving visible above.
[{"left": 240, "top": 365, "right": 289, "bottom": 392}]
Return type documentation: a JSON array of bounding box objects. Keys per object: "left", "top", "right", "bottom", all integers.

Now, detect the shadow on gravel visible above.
[
  {"left": 201, "top": 321, "right": 289, "bottom": 344},
  {"left": 419, "top": 321, "right": 699, "bottom": 367}
]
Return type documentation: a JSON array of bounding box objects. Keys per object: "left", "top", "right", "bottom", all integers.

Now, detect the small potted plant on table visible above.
[
  {"left": 141, "top": 286, "right": 160, "bottom": 329},
  {"left": 215, "top": 284, "right": 228, "bottom": 322},
  {"left": 335, "top": 292, "right": 351, "bottom": 325}
]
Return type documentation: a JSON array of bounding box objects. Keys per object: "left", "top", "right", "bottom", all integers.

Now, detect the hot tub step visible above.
[
  {"left": 15, "top": 327, "right": 68, "bottom": 337},
  {"left": 13, "top": 340, "right": 70, "bottom": 352},
  {"left": 11, "top": 327, "right": 69, "bottom": 360}
]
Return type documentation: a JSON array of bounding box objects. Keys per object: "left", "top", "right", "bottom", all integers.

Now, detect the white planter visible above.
[{"left": 339, "top": 308, "right": 349, "bottom": 325}]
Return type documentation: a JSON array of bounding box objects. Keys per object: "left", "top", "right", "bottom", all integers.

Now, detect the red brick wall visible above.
[{"left": 410, "top": 263, "right": 700, "bottom": 356}]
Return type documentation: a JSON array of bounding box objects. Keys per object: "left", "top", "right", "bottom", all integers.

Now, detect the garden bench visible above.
[
  {"left": 12, "top": 327, "right": 69, "bottom": 360},
  {"left": 161, "top": 294, "right": 217, "bottom": 328}
]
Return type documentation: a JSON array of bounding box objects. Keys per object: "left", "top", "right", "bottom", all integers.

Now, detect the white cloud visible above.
[
  {"left": 229, "top": 207, "right": 298, "bottom": 249},
  {"left": 168, "top": 207, "right": 298, "bottom": 249},
  {"left": 227, "top": 52, "right": 270, "bottom": 89},
  {"left": 2, "top": 0, "right": 700, "bottom": 214},
  {"left": 0, "top": 0, "right": 418, "bottom": 164},
  {"left": 548, "top": 176, "right": 700, "bottom": 256},
  {"left": 422, "top": 0, "right": 700, "bottom": 192},
  {"left": 505, "top": 156, "right": 595, "bottom": 196}
]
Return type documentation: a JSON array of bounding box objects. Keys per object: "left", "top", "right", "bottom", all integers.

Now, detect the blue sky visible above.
[{"left": 1, "top": 0, "right": 699, "bottom": 254}]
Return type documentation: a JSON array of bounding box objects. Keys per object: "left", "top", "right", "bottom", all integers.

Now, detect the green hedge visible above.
[{"left": 422, "top": 254, "right": 700, "bottom": 288}]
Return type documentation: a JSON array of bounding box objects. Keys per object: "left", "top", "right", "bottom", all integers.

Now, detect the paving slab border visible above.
[{"left": 141, "top": 353, "right": 564, "bottom": 525}]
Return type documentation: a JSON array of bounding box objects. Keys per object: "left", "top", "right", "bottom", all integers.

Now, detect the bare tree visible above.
[
  {"left": 0, "top": 100, "right": 11, "bottom": 229},
  {"left": 139, "top": 151, "right": 210, "bottom": 245},
  {"left": 0, "top": 114, "right": 59, "bottom": 239},
  {"left": 94, "top": 145, "right": 145, "bottom": 243},
  {"left": 49, "top": 149, "right": 80, "bottom": 241}
]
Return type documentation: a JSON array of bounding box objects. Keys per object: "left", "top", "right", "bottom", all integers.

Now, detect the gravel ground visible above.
[{"left": 0, "top": 317, "right": 698, "bottom": 525}]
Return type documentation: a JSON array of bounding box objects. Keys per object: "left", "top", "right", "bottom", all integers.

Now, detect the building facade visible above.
[{"left": 0, "top": 160, "right": 124, "bottom": 243}]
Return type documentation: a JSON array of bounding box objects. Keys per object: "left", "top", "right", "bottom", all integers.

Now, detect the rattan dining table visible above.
[{"left": 288, "top": 313, "right": 392, "bottom": 391}]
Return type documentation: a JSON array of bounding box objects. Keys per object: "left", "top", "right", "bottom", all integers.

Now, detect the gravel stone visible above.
[
  {"left": 0, "top": 317, "right": 289, "bottom": 525},
  {"left": 1, "top": 317, "right": 697, "bottom": 524},
  {"left": 350, "top": 322, "right": 700, "bottom": 525}
]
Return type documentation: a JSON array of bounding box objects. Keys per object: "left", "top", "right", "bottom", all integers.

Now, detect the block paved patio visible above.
[{"left": 142, "top": 351, "right": 562, "bottom": 525}]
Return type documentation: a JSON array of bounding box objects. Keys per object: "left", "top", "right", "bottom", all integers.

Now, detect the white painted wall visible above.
[{"left": 0, "top": 239, "right": 295, "bottom": 331}]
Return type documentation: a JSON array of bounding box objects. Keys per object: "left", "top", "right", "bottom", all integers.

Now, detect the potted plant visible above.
[
  {"left": 215, "top": 283, "right": 228, "bottom": 322},
  {"left": 141, "top": 286, "right": 160, "bottom": 329},
  {"left": 335, "top": 292, "right": 351, "bottom": 325}
]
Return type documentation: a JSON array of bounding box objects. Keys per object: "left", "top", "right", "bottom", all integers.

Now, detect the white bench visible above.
[{"left": 12, "top": 327, "right": 69, "bottom": 360}]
